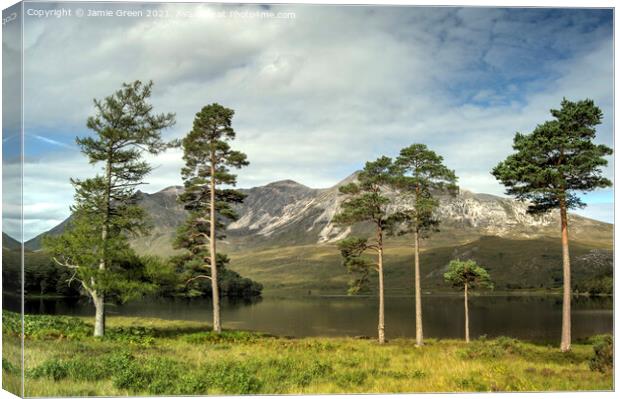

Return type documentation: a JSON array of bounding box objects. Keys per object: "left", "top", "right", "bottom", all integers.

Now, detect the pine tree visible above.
[
  {"left": 334, "top": 156, "right": 399, "bottom": 344},
  {"left": 176, "top": 103, "right": 249, "bottom": 333},
  {"left": 394, "top": 144, "right": 457, "bottom": 347},
  {"left": 44, "top": 80, "right": 175, "bottom": 336},
  {"left": 443, "top": 259, "right": 493, "bottom": 343},
  {"left": 492, "top": 98, "right": 612, "bottom": 352}
]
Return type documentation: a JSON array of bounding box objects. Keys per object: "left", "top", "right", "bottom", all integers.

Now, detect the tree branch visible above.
[
  {"left": 52, "top": 257, "right": 80, "bottom": 269},
  {"left": 185, "top": 275, "right": 213, "bottom": 285}
]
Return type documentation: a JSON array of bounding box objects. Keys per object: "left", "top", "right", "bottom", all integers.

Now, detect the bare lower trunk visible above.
[
  {"left": 95, "top": 156, "right": 112, "bottom": 337},
  {"left": 93, "top": 293, "right": 105, "bottom": 337},
  {"left": 464, "top": 283, "right": 469, "bottom": 343},
  {"left": 414, "top": 230, "right": 423, "bottom": 347},
  {"left": 378, "top": 246, "right": 385, "bottom": 344},
  {"left": 560, "top": 201, "right": 571, "bottom": 352},
  {"left": 210, "top": 161, "right": 221, "bottom": 333},
  {"left": 377, "top": 227, "right": 385, "bottom": 344}
]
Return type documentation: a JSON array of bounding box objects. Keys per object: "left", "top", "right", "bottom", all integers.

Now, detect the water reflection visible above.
[{"left": 4, "top": 294, "right": 612, "bottom": 342}]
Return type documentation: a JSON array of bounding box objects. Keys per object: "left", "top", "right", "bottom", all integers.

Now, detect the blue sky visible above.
[{"left": 2, "top": 3, "right": 614, "bottom": 239}]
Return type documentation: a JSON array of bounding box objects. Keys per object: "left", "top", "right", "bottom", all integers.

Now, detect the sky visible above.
[{"left": 2, "top": 2, "right": 614, "bottom": 240}]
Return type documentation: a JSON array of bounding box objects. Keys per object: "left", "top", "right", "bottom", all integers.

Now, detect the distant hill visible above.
[
  {"left": 23, "top": 172, "right": 613, "bottom": 294},
  {"left": 24, "top": 218, "right": 71, "bottom": 252},
  {"left": 2, "top": 233, "right": 21, "bottom": 251}
]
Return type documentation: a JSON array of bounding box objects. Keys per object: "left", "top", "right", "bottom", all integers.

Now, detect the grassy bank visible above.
[{"left": 2, "top": 312, "right": 612, "bottom": 396}]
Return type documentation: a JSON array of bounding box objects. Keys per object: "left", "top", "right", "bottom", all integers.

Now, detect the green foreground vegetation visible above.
[{"left": 2, "top": 311, "right": 612, "bottom": 396}]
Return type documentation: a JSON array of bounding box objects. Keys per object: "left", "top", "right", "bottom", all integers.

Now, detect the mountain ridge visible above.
[{"left": 23, "top": 173, "right": 612, "bottom": 254}]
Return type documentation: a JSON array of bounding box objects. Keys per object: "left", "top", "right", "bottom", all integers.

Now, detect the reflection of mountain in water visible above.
[{"left": 13, "top": 295, "right": 612, "bottom": 342}]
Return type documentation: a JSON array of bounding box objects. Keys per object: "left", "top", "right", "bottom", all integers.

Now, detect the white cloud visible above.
[{"left": 13, "top": 5, "right": 614, "bottom": 239}]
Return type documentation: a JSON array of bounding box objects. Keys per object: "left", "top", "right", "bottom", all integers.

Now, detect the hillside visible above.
[
  {"left": 2, "top": 233, "right": 21, "bottom": 251},
  {"left": 229, "top": 236, "right": 612, "bottom": 295}
]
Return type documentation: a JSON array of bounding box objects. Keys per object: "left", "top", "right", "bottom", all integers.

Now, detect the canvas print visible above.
[{"left": 1, "top": 1, "right": 614, "bottom": 397}]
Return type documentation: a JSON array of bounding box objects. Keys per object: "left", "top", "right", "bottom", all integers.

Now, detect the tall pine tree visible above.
[
  {"left": 334, "top": 156, "right": 399, "bottom": 344},
  {"left": 45, "top": 80, "right": 175, "bottom": 336},
  {"left": 176, "top": 103, "right": 249, "bottom": 333},
  {"left": 492, "top": 98, "right": 612, "bottom": 352},
  {"left": 394, "top": 144, "right": 457, "bottom": 347}
]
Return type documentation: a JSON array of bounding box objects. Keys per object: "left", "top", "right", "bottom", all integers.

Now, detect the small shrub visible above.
[
  {"left": 174, "top": 373, "right": 208, "bottom": 395},
  {"left": 201, "top": 360, "right": 262, "bottom": 394},
  {"left": 29, "top": 359, "right": 69, "bottom": 381},
  {"left": 143, "top": 358, "right": 183, "bottom": 394},
  {"left": 106, "top": 351, "right": 185, "bottom": 394},
  {"left": 28, "top": 358, "right": 107, "bottom": 382},
  {"left": 107, "top": 326, "right": 157, "bottom": 347},
  {"left": 112, "top": 364, "right": 151, "bottom": 392},
  {"left": 2, "top": 358, "right": 18, "bottom": 374},
  {"left": 1, "top": 312, "right": 21, "bottom": 335},
  {"left": 106, "top": 351, "right": 144, "bottom": 390},
  {"left": 495, "top": 336, "right": 523, "bottom": 354},
  {"left": 590, "top": 334, "right": 613, "bottom": 373},
  {"left": 291, "top": 360, "right": 332, "bottom": 387},
  {"left": 7, "top": 313, "right": 92, "bottom": 340},
  {"left": 104, "top": 350, "right": 135, "bottom": 373},
  {"left": 460, "top": 336, "right": 522, "bottom": 359}
]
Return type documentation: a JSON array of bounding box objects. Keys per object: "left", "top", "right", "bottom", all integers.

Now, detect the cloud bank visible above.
[{"left": 7, "top": 3, "right": 614, "bottom": 239}]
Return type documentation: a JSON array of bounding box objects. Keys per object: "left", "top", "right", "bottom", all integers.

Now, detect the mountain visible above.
[
  {"left": 24, "top": 218, "right": 72, "bottom": 251},
  {"left": 23, "top": 173, "right": 613, "bottom": 294},
  {"left": 2, "top": 233, "right": 21, "bottom": 251},
  {"left": 125, "top": 173, "right": 612, "bottom": 255},
  {"left": 27, "top": 173, "right": 613, "bottom": 255}
]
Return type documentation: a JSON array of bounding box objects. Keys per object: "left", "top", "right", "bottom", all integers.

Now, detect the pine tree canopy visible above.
[
  {"left": 179, "top": 103, "right": 249, "bottom": 231},
  {"left": 72, "top": 80, "right": 176, "bottom": 234},
  {"left": 443, "top": 259, "right": 493, "bottom": 291},
  {"left": 393, "top": 144, "right": 458, "bottom": 236},
  {"left": 333, "top": 156, "right": 398, "bottom": 228},
  {"left": 492, "top": 98, "right": 612, "bottom": 214}
]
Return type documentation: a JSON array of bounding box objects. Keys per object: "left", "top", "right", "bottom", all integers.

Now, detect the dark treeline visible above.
[{"left": 2, "top": 250, "right": 262, "bottom": 300}]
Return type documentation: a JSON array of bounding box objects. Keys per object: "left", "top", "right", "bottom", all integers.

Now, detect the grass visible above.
[{"left": 2, "top": 311, "right": 612, "bottom": 396}]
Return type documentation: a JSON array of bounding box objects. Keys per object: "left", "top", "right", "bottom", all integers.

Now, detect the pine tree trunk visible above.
[
  {"left": 95, "top": 156, "right": 112, "bottom": 337},
  {"left": 210, "top": 159, "right": 221, "bottom": 333},
  {"left": 559, "top": 199, "right": 571, "bottom": 352},
  {"left": 377, "top": 228, "right": 385, "bottom": 344},
  {"left": 464, "top": 282, "right": 469, "bottom": 343},
  {"left": 414, "top": 229, "right": 423, "bottom": 347},
  {"left": 93, "top": 291, "right": 105, "bottom": 337}
]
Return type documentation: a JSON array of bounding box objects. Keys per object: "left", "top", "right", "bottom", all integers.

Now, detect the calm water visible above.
[{"left": 6, "top": 294, "right": 612, "bottom": 342}]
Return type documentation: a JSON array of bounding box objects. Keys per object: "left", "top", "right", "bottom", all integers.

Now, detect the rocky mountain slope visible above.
[{"left": 25, "top": 172, "right": 612, "bottom": 255}]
